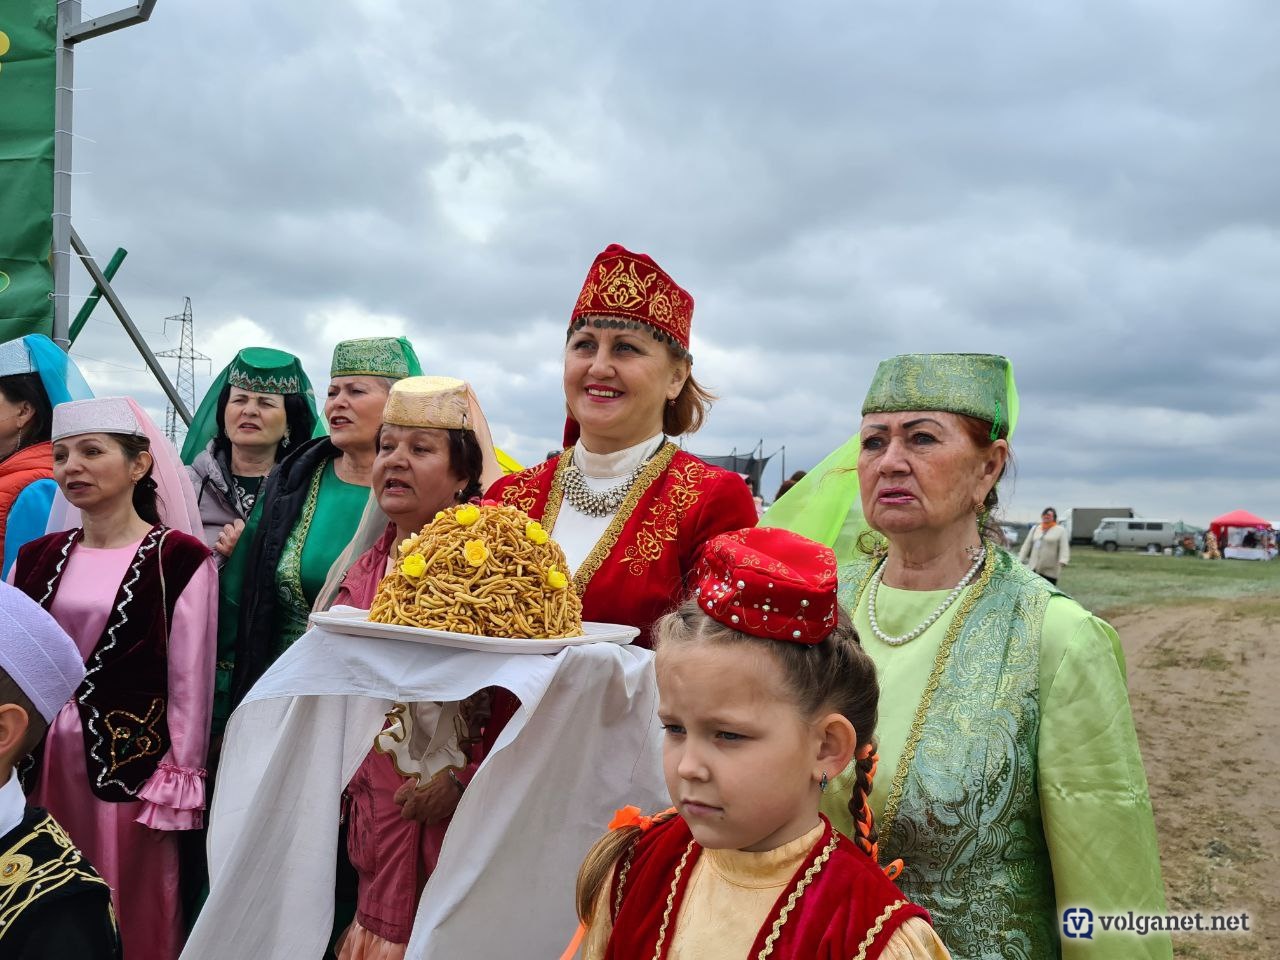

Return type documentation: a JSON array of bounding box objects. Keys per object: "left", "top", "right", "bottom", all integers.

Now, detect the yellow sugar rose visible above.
[
  {"left": 455, "top": 504, "right": 481, "bottom": 526},
  {"left": 400, "top": 554, "right": 427, "bottom": 578},
  {"left": 434, "top": 511, "right": 446, "bottom": 521},
  {"left": 399, "top": 538, "right": 416, "bottom": 556},
  {"left": 463, "top": 539, "right": 489, "bottom": 567},
  {"left": 545, "top": 565, "right": 568, "bottom": 590},
  {"left": 525, "top": 521, "right": 550, "bottom": 545}
]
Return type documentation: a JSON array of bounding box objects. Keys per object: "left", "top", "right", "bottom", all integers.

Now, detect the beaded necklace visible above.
[{"left": 866, "top": 547, "right": 986, "bottom": 646}]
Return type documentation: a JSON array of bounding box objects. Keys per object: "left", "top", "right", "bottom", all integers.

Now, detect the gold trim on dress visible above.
[
  {"left": 757, "top": 832, "right": 838, "bottom": 958},
  {"left": 647, "top": 830, "right": 839, "bottom": 960},
  {"left": 851, "top": 899, "right": 908, "bottom": 960},
  {"left": 545, "top": 442, "right": 678, "bottom": 595},
  {"left": 651, "top": 839, "right": 694, "bottom": 960},
  {"left": 874, "top": 544, "right": 997, "bottom": 851}
]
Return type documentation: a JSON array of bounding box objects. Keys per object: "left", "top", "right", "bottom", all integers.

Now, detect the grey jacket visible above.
[{"left": 186, "top": 443, "right": 249, "bottom": 561}]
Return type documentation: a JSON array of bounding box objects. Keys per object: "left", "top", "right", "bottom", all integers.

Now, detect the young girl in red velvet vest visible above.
[{"left": 568, "top": 527, "right": 950, "bottom": 960}]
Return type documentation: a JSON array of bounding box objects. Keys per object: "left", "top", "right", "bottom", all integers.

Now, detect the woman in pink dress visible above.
[
  {"left": 328, "top": 376, "right": 503, "bottom": 960},
  {"left": 11, "top": 397, "right": 217, "bottom": 960}
]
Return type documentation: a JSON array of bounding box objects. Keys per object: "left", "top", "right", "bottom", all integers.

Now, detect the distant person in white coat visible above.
[{"left": 1020, "top": 506, "right": 1070, "bottom": 584}]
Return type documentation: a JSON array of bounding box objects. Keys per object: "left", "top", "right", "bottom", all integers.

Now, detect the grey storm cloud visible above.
[{"left": 64, "top": 0, "right": 1280, "bottom": 523}]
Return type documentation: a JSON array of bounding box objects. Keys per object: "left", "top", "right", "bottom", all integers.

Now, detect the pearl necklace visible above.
[{"left": 867, "top": 547, "right": 986, "bottom": 646}]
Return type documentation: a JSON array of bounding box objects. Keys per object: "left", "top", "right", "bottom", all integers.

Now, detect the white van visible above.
[{"left": 1092, "top": 518, "right": 1178, "bottom": 552}]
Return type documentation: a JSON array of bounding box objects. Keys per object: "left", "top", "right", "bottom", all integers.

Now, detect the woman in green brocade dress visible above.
[
  {"left": 771, "top": 354, "right": 1171, "bottom": 960},
  {"left": 225, "top": 336, "right": 421, "bottom": 711}
]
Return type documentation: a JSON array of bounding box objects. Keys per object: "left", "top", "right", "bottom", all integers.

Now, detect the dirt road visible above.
[{"left": 1114, "top": 598, "right": 1279, "bottom": 959}]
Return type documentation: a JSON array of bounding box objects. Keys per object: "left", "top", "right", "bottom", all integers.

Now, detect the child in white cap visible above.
[{"left": 0, "top": 580, "right": 120, "bottom": 957}]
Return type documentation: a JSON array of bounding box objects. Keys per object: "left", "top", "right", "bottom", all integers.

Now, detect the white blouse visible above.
[{"left": 553, "top": 433, "right": 665, "bottom": 575}]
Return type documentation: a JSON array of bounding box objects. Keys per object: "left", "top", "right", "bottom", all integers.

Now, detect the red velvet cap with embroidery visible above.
[
  {"left": 690, "top": 527, "right": 839, "bottom": 645},
  {"left": 569, "top": 243, "right": 693, "bottom": 357},
  {"left": 564, "top": 243, "right": 695, "bottom": 447}
]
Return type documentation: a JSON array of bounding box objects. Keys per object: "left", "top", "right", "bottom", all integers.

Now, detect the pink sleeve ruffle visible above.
[{"left": 135, "top": 761, "right": 207, "bottom": 830}]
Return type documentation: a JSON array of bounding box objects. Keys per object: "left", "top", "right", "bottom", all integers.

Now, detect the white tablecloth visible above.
[{"left": 182, "top": 616, "right": 666, "bottom": 959}]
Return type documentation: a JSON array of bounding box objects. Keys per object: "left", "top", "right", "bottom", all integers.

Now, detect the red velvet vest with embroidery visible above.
[
  {"left": 15, "top": 525, "right": 209, "bottom": 802},
  {"left": 603, "top": 815, "right": 929, "bottom": 960}
]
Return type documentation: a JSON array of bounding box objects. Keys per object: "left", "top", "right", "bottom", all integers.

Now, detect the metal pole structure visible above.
[
  {"left": 70, "top": 227, "right": 192, "bottom": 424},
  {"left": 51, "top": 0, "right": 82, "bottom": 348},
  {"left": 51, "top": 0, "right": 162, "bottom": 348},
  {"left": 64, "top": 0, "right": 158, "bottom": 43},
  {"left": 68, "top": 246, "right": 127, "bottom": 344}
]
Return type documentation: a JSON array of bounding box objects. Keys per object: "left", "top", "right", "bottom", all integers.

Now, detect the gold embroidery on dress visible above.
[
  {"left": 756, "top": 833, "right": 838, "bottom": 958},
  {"left": 104, "top": 697, "right": 167, "bottom": 773},
  {"left": 543, "top": 443, "right": 678, "bottom": 594},
  {"left": 851, "top": 899, "right": 907, "bottom": 960},
  {"left": 80, "top": 527, "right": 165, "bottom": 793},
  {"left": 276, "top": 463, "right": 326, "bottom": 646},
  {"left": 0, "top": 815, "right": 114, "bottom": 936},
  {"left": 648, "top": 831, "right": 838, "bottom": 960},
  {"left": 622, "top": 456, "right": 708, "bottom": 578},
  {"left": 613, "top": 842, "right": 638, "bottom": 921},
  {"left": 875, "top": 546, "right": 997, "bottom": 850},
  {"left": 651, "top": 840, "right": 694, "bottom": 960},
  {"left": 499, "top": 457, "right": 556, "bottom": 516}
]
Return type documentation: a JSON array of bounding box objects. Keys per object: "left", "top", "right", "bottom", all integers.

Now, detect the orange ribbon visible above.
[{"left": 607, "top": 805, "right": 674, "bottom": 832}]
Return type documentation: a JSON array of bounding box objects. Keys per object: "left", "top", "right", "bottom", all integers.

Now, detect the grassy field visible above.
[
  {"left": 1051, "top": 546, "right": 1279, "bottom": 958},
  {"left": 1056, "top": 547, "right": 1280, "bottom": 617}
]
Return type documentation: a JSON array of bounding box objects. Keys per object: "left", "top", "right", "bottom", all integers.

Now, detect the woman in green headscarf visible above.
[
  {"left": 181, "top": 347, "right": 320, "bottom": 556},
  {"left": 773, "top": 354, "right": 1170, "bottom": 960},
  {"left": 224, "top": 336, "right": 421, "bottom": 718}
]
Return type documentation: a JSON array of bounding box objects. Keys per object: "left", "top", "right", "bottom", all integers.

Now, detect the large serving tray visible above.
[{"left": 309, "top": 606, "right": 640, "bottom": 654}]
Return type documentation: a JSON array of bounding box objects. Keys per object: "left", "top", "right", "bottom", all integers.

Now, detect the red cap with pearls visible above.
[{"left": 690, "top": 528, "right": 839, "bottom": 645}]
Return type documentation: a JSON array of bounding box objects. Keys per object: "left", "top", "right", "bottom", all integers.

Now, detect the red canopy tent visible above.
[{"left": 1209, "top": 509, "right": 1270, "bottom": 547}]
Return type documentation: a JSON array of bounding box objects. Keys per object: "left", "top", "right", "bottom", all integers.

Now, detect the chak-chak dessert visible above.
[{"left": 369, "top": 502, "right": 583, "bottom": 639}]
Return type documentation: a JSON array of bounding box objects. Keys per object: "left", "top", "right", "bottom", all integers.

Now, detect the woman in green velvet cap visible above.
[
  {"left": 224, "top": 336, "right": 421, "bottom": 716},
  {"left": 775, "top": 354, "right": 1170, "bottom": 960},
  {"left": 181, "top": 347, "right": 320, "bottom": 556}
]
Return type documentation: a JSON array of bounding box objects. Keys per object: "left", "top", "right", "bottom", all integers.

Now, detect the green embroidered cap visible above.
[
  {"left": 861, "top": 353, "right": 1020, "bottom": 440},
  {"left": 179, "top": 346, "right": 321, "bottom": 464},
  {"left": 228, "top": 347, "right": 306, "bottom": 395},
  {"left": 330, "top": 337, "right": 423, "bottom": 380}
]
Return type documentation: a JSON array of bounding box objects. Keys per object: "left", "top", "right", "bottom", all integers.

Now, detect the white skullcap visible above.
[
  {"left": 52, "top": 396, "right": 146, "bottom": 442},
  {"left": 0, "top": 581, "right": 84, "bottom": 723}
]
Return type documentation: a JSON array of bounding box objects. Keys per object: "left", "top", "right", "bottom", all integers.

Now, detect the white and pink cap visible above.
[
  {"left": 0, "top": 581, "right": 84, "bottom": 723},
  {"left": 51, "top": 396, "right": 147, "bottom": 442}
]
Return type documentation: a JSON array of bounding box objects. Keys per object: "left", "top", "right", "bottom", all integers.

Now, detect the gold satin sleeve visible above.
[{"left": 880, "top": 916, "right": 953, "bottom": 959}]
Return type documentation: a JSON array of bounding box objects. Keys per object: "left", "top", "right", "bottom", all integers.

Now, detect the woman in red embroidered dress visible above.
[
  {"left": 487, "top": 243, "right": 757, "bottom": 649},
  {"left": 569, "top": 528, "right": 948, "bottom": 960},
  {"left": 11, "top": 397, "right": 217, "bottom": 960}
]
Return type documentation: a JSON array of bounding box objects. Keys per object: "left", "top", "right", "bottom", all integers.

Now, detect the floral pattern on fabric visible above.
[{"left": 838, "top": 549, "right": 1057, "bottom": 959}]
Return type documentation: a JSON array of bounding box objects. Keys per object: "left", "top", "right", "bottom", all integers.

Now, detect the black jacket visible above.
[
  {"left": 0, "top": 807, "right": 120, "bottom": 959},
  {"left": 230, "top": 435, "right": 339, "bottom": 705}
]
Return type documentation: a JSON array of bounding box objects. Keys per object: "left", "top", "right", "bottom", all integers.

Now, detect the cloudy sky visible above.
[{"left": 66, "top": 0, "right": 1279, "bottom": 525}]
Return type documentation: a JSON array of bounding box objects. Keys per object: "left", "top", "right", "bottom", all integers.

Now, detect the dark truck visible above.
[{"left": 1069, "top": 507, "right": 1133, "bottom": 545}]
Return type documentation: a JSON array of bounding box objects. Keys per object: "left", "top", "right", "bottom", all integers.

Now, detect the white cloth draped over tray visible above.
[{"left": 181, "top": 612, "right": 666, "bottom": 960}]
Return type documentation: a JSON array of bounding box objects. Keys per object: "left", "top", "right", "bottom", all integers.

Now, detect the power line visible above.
[{"left": 155, "top": 297, "right": 210, "bottom": 445}]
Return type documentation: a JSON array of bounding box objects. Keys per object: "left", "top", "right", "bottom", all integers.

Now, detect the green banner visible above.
[{"left": 0, "top": 0, "right": 57, "bottom": 340}]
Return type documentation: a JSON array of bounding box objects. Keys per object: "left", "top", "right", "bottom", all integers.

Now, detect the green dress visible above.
[
  {"left": 212, "top": 460, "right": 367, "bottom": 736},
  {"left": 273, "top": 459, "right": 369, "bottom": 645},
  {"left": 823, "top": 548, "right": 1171, "bottom": 960}
]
